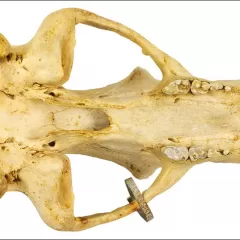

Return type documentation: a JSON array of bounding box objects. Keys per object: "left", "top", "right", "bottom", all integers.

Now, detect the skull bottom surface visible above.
[{"left": 0, "top": 8, "right": 239, "bottom": 231}]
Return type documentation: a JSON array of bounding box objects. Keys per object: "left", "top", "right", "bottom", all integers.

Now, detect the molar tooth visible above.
[
  {"left": 162, "top": 82, "right": 178, "bottom": 95},
  {"left": 163, "top": 80, "right": 190, "bottom": 95},
  {"left": 161, "top": 146, "right": 188, "bottom": 161},
  {"left": 189, "top": 146, "right": 207, "bottom": 161},
  {"left": 178, "top": 80, "right": 190, "bottom": 94}
]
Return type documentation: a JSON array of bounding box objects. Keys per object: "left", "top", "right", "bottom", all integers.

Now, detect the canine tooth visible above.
[
  {"left": 161, "top": 146, "right": 188, "bottom": 161},
  {"left": 189, "top": 146, "right": 207, "bottom": 161}
]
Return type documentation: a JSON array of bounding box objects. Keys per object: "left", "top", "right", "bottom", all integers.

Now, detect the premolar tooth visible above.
[
  {"left": 161, "top": 146, "right": 189, "bottom": 161},
  {"left": 210, "top": 82, "right": 223, "bottom": 91},
  {"left": 207, "top": 149, "right": 222, "bottom": 158},
  {"left": 189, "top": 146, "right": 207, "bottom": 161},
  {"left": 207, "top": 149, "right": 214, "bottom": 158},
  {"left": 223, "top": 149, "right": 230, "bottom": 155},
  {"left": 225, "top": 86, "right": 231, "bottom": 92},
  {"left": 201, "top": 82, "right": 210, "bottom": 91},
  {"left": 191, "top": 80, "right": 210, "bottom": 95},
  {"left": 218, "top": 84, "right": 223, "bottom": 90}
]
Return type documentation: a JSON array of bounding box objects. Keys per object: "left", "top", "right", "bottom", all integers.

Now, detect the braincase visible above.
[{"left": 0, "top": 10, "right": 77, "bottom": 89}]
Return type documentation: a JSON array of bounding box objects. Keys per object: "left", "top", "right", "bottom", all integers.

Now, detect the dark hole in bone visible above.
[
  {"left": 89, "top": 109, "right": 110, "bottom": 130},
  {"left": 16, "top": 54, "right": 23, "bottom": 63},
  {"left": 174, "top": 98, "right": 180, "bottom": 103},
  {"left": 48, "top": 141, "right": 56, "bottom": 147},
  {"left": 49, "top": 92, "right": 55, "bottom": 97},
  {"left": 13, "top": 175, "right": 21, "bottom": 183},
  {"left": 99, "top": 94, "right": 109, "bottom": 98},
  {"left": 6, "top": 93, "right": 15, "bottom": 100},
  {"left": 168, "top": 137, "right": 177, "bottom": 143},
  {"left": 1, "top": 146, "right": 6, "bottom": 151},
  {"left": 6, "top": 53, "right": 12, "bottom": 61},
  {"left": 22, "top": 66, "right": 29, "bottom": 72}
]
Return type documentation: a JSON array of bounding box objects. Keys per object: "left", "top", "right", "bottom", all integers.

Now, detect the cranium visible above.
[{"left": 0, "top": 7, "right": 239, "bottom": 231}]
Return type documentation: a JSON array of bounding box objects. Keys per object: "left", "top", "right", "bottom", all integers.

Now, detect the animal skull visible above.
[{"left": 0, "top": 8, "right": 238, "bottom": 231}]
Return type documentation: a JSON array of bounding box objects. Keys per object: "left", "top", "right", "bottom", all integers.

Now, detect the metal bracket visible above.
[{"left": 125, "top": 177, "right": 154, "bottom": 222}]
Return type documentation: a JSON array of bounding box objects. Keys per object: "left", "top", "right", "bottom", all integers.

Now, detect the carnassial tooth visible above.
[{"left": 161, "top": 146, "right": 189, "bottom": 161}]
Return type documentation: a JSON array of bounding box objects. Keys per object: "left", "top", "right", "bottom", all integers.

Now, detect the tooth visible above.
[
  {"left": 225, "top": 86, "right": 231, "bottom": 92},
  {"left": 163, "top": 80, "right": 190, "bottom": 95},
  {"left": 210, "top": 82, "right": 223, "bottom": 91},
  {"left": 207, "top": 149, "right": 214, "bottom": 158},
  {"left": 178, "top": 80, "right": 190, "bottom": 94},
  {"left": 162, "top": 82, "right": 178, "bottom": 95},
  {"left": 175, "top": 80, "right": 182, "bottom": 85},
  {"left": 207, "top": 149, "right": 222, "bottom": 158},
  {"left": 191, "top": 80, "right": 209, "bottom": 95},
  {"left": 223, "top": 149, "right": 230, "bottom": 155},
  {"left": 182, "top": 80, "right": 189, "bottom": 86},
  {"left": 189, "top": 146, "right": 207, "bottom": 161},
  {"left": 161, "top": 146, "right": 189, "bottom": 161},
  {"left": 193, "top": 80, "right": 201, "bottom": 88},
  {"left": 201, "top": 82, "right": 210, "bottom": 91}
]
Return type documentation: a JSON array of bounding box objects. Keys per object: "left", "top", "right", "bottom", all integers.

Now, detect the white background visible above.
[{"left": 0, "top": 1, "right": 240, "bottom": 239}]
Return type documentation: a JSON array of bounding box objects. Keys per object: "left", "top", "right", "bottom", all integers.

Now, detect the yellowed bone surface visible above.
[{"left": 0, "top": 8, "right": 239, "bottom": 231}]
